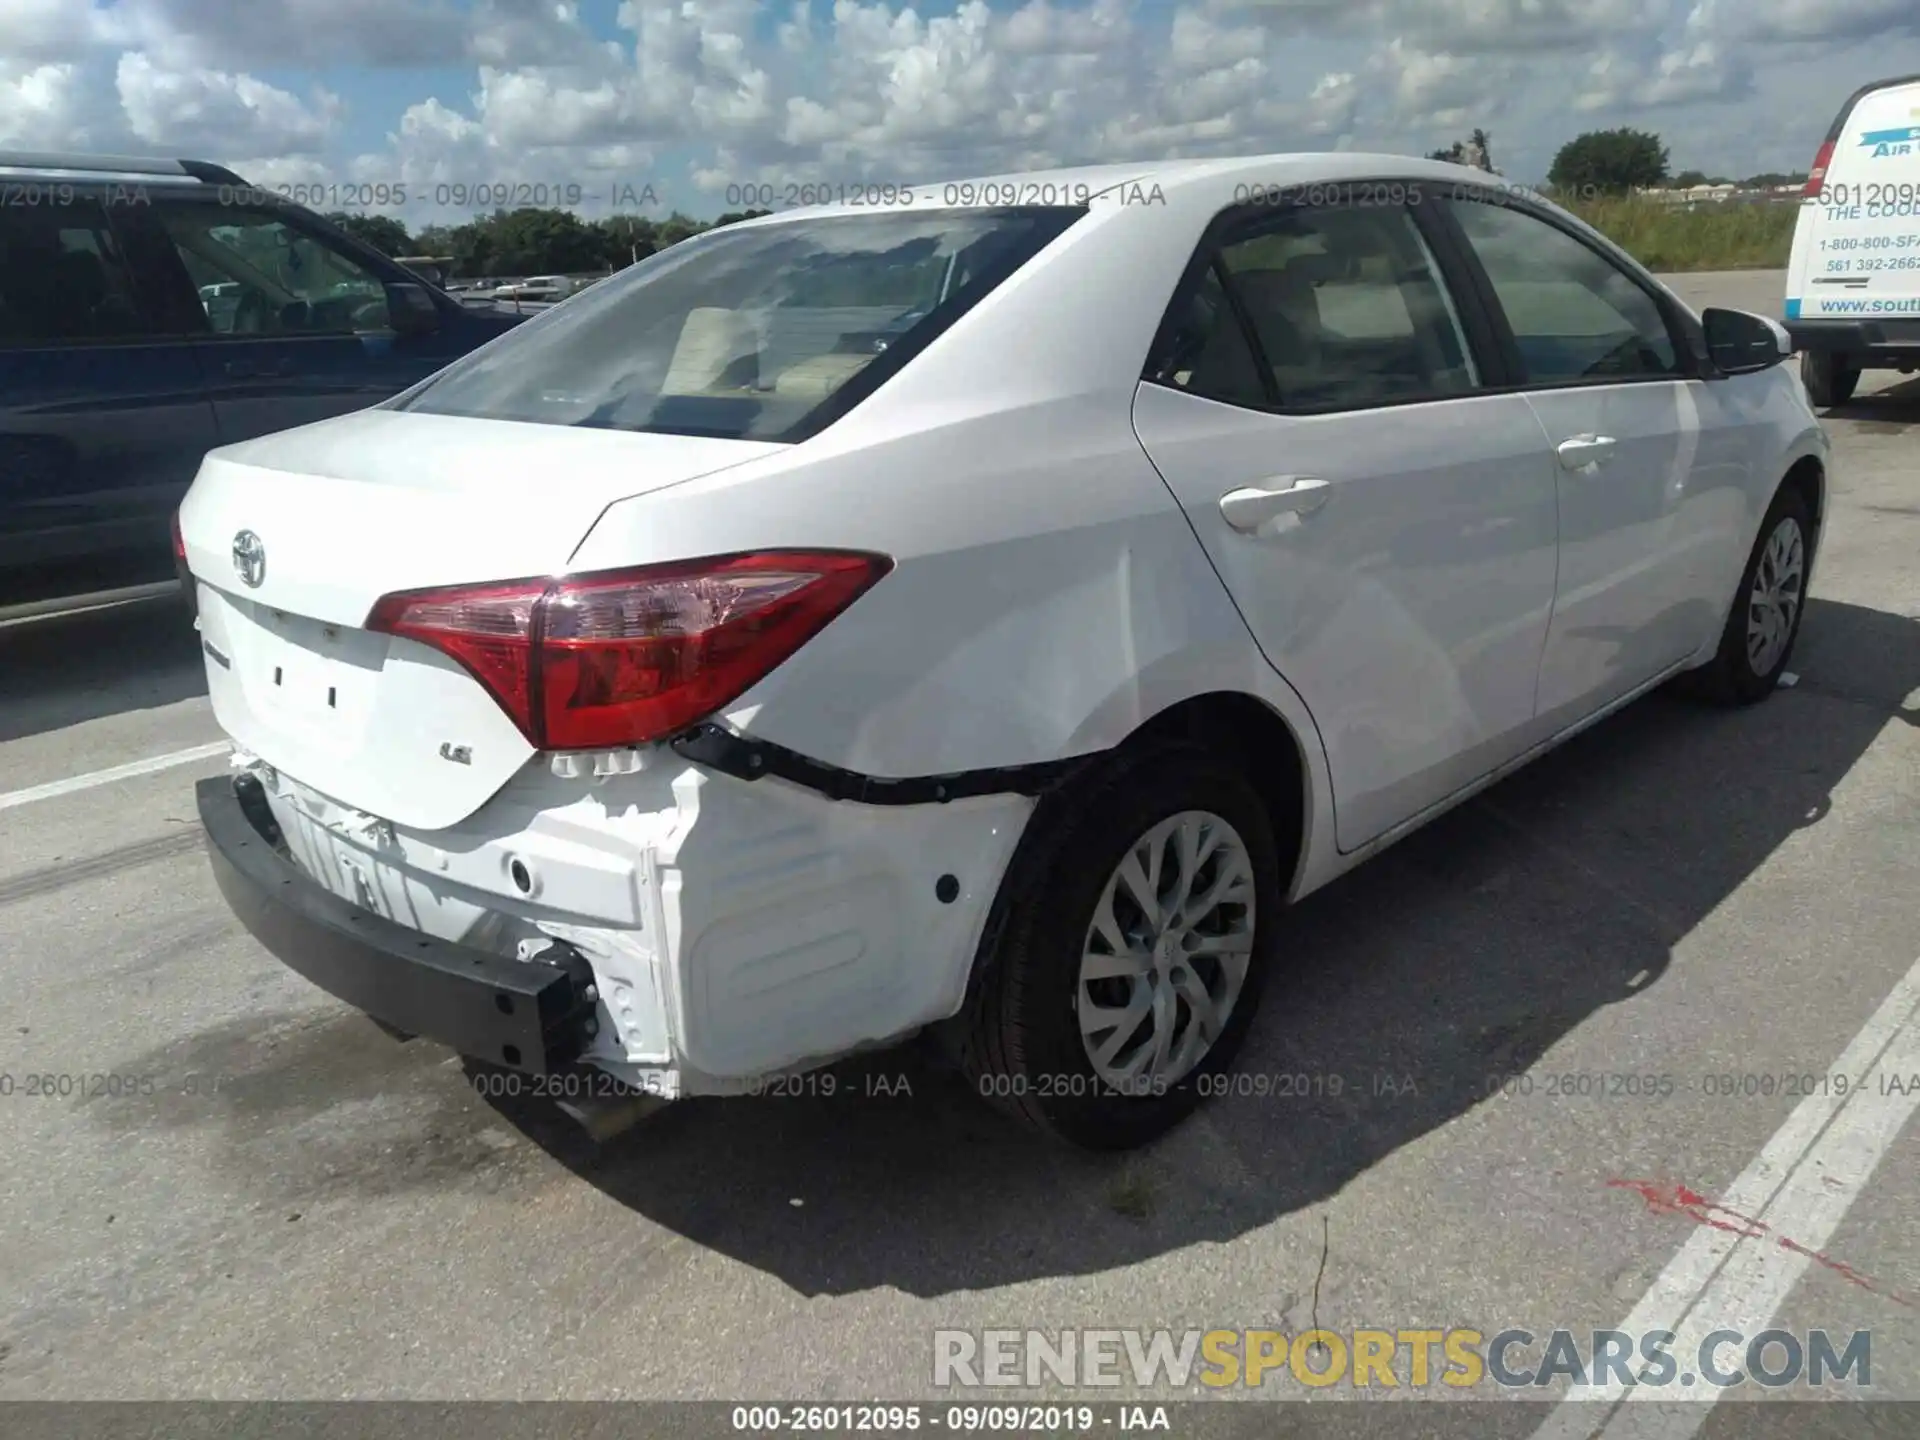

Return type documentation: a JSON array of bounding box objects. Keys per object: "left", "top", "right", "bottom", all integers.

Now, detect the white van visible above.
[{"left": 1787, "top": 71, "right": 1920, "bottom": 407}]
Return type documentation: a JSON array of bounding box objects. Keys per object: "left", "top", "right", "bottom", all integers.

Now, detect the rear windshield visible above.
[{"left": 393, "top": 207, "right": 1082, "bottom": 441}]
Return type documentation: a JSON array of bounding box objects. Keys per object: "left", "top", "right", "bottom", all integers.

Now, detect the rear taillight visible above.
[
  {"left": 171, "top": 510, "right": 186, "bottom": 563},
  {"left": 1804, "top": 140, "right": 1835, "bottom": 199},
  {"left": 366, "top": 551, "right": 891, "bottom": 750}
]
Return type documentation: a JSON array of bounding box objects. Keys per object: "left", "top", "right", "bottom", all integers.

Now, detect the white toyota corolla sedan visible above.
[{"left": 180, "top": 153, "right": 1828, "bottom": 1151}]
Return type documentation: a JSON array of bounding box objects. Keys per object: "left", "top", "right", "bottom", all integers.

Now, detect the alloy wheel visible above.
[
  {"left": 1076, "top": 810, "right": 1256, "bottom": 1090},
  {"left": 1746, "top": 516, "right": 1804, "bottom": 677}
]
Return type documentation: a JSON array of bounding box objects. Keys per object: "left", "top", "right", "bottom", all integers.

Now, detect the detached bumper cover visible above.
[{"left": 197, "top": 774, "right": 597, "bottom": 1074}]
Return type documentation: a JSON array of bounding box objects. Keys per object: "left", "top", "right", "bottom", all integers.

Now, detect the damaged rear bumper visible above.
[
  {"left": 201, "top": 745, "right": 1035, "bottom": 1094},
  {"left": 198, "top": 773, "right": 600, "bottom": 1075}
]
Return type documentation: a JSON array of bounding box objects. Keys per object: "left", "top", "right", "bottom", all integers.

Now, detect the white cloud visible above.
[
  {"left": 1690, "top": 0, "right": 1920, "bottom": 44},
  {"left": 114, "top": 52, "right": 340, "bottom": 153},
  {"left": 0, "top": 0, "right": 1916, "bottom": 212},
  {"left": 0, "top": 62, "right": 93, "bottom": 146}
]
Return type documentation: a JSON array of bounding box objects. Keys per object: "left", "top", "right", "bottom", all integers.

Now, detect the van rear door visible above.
[{"left": 1790, "top": 76, "right": 1920, "bottom": 323}]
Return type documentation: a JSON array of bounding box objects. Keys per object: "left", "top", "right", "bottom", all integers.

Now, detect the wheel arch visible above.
[
  {"left": 1773, "top": 448, "right": 1827, "bottom": 592},
  {"left": 1781, "top": 452, "right": 1826, "bottom": 537},
  {"left": 940, "top": 685, "right": 1322, "bottom": 1064}
]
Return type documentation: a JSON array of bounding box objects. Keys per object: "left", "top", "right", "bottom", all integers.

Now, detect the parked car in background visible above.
[
  {"left": 492, "top": 274, "right": 574, "bottom": 302},
  {"left": 183, "top": 154, "right": 1826, "bottom": 1151},
  {"left": 1787, "top": 71, "right": 1920, "bottom": 407},
  {"left": 394, "top": 254, "right": 456, "bottom": 288},
  {"left": 0, "top": 151, "right": 533, "bottom": 590}
]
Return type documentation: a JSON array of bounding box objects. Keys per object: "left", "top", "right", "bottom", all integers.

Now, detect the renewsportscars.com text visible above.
[{"left": 932, "top": 1327, "right": 1871, "bottom": 1391}]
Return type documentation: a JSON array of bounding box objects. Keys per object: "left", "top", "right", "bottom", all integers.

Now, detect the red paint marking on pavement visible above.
[{"left": 1608, "top": 1179, "right": 1914, "bottom": 1308}]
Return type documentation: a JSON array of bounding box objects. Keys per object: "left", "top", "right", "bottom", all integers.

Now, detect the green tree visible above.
[
  {"left": 1549, "top": 128, "right": 1670, "bottom": 196},
  {"left": 441, "top": 215, "right": 499, "bottom": 277},
  {"left": 593, "top": 213, "right": 661, "bottom": 268},
  {"left": 486, "top": 207, "right": 605, "bottom": 275},
  {"left": 654, "top": 211, "right": 702, "bottom": 250},
  {"left": 325, "top": 212, "right": 412, "bottom": 256}
]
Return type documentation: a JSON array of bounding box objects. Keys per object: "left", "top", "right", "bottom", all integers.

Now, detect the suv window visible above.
[
  {"left": 0, "top": 199, "right": 148, "bottom": 344},
  {"left": 1449, "top": 197, "right": 1679, "bottom": 383},
  {"left": 394, "top": 207, "right": 1082, "bottom": 442},
  {"left": 154, "top": 204, "right": 392, "bottom": 335}
]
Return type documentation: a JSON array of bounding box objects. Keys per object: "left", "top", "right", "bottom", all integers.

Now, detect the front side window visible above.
[
  {"left": 0, "top": 200, "right": 148, "bottom": 344},
  {"left": 1449, "top": 197, "right": 1680, "bottom": 384},
  {"left": 154, "top": 204, "right": 391, "bottom": 335},
  {"left": 393, "top": 207, "right": 1082, "bottom": 441}
]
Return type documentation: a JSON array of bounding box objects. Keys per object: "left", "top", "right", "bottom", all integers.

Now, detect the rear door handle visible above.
[
  {"left": 1555, "top": 434, "right": 1618, "bottom": 471},
  {"left": 1219, "top": 477, "right": 1331, "bottom": 532}
]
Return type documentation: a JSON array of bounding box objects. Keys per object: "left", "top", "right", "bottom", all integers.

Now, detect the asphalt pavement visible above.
[{"left": 0, "top": 271, "right": 1915, "bottom": 1424}]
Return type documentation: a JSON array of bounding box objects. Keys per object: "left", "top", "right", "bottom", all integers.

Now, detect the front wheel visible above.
[
  {"left": 959, "top": 744, "right": 1283, "bottom": 1150},
  {"left": 1801, "top": 350, "right": 1861, "bottom": 409},
  {"left": 1681, "top": 485, "right": 1812, "bottom": 706}
]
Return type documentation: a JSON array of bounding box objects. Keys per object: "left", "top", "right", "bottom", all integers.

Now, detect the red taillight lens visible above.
[
  {"left": 366, "top": 551, "right": 891, "bottom": 750},
  {"left": 1805, "top": 141, "right": 1835, "bottom": 199},
  {"left": 171, "top": 510, "right": 186, "bottom": 563}
]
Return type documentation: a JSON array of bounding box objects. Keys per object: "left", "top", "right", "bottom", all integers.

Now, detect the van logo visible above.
[
  {"left": 1860, "top": 123, "right": 1920, "bottom": 159},
  {"left": 231, "top": 530, "right": 266, "bottom": 588},
  {"left": 439, "top": 743, "right": 472, "bottom": 765}
]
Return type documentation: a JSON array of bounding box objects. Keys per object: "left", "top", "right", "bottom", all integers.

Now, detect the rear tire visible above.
[
  {"left": 959, "top": 743, "right": 1283, "bottom": 1151},
  {"left": 1801, "top": 350, "right": 1861, "bottom": 409},
  {"left": 1680, "top": 485, "right": 1812, "bottom": 706}
]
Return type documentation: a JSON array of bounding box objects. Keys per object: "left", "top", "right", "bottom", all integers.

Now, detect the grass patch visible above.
[{"left": 1564, "top": 196, "right": 1799, "bottom": 272}]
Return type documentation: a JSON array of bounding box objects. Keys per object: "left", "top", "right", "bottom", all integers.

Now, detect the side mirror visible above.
[
  {"left": 385, "top": 281, "right": 442, "bottom": 338},
  {"left": 1702, "top": 307, "right": 1791, "bottom": 375}
]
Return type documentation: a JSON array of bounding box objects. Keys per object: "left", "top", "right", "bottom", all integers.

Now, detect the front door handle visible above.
[
  {"left": 1556, "top": 434, "right": 1618, "bottom": 471},
  {"left": 224, "top": 359, "right": 254, "bottom": 378},
  {"left": 1219, "top": 477, "right": 1331, "bottom": 532}
]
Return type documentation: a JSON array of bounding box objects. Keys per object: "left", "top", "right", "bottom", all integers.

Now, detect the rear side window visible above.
[
  {"left": 394, "top": 207, "right": 1082, "bottom": 441},
  {"left": 1144, "top": 262, "right": 1269, "bottom": 407},
  {"left": 1145, "top": 202, "right": 1477, "bottom": 412},
  {"left": 1449, "top": 198, "right": 1679, "bottom": 383},
  {"left": 1219, "top": 206, "right": 1476, "bottom": 408},
  {"left": 0, "top": 199, "right": 149, "bottom": 344}
]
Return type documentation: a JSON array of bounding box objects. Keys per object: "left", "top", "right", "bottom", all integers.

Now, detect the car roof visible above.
[
  {"left": 0, "top": 149, "right": 246, "bottom": 186},
  {"left": 716, "top": 152, "right": 1508, "bottom": 229}
]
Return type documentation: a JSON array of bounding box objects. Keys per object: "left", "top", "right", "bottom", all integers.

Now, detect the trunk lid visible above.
[{"left": 180, "top": 409, "right": 782, "bottom": 829}]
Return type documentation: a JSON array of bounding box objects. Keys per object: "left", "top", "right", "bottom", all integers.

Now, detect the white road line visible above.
[
  {"left": 1532, "top": 954, "right": 1920, "bottom": 1440},
  {"left": 0, "top": 741, "right": 231, "bottom": 813}
]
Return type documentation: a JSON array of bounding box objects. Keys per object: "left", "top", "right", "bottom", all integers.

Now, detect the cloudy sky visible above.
[{"left": 3, "top": 0, "right": 1918, "bottom": 222}]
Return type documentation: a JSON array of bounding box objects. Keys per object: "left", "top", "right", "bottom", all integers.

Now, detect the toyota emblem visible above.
[{"left": 231, "top": 530, "right": 266, "bottom": 588}]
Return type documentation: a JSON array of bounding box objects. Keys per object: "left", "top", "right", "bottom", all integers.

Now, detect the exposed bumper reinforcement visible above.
[{"left": 197, "top": 773, "right": 598, "bottom": 1075}]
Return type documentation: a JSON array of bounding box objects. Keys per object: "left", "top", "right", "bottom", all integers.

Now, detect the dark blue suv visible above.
[{"left": 0, "top": 151, "right": 529, "bottom": 591}]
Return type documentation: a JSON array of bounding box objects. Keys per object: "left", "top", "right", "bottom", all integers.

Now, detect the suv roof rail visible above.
[{"left": 0, "top": 151, "right": 248, "bottom": 185}]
